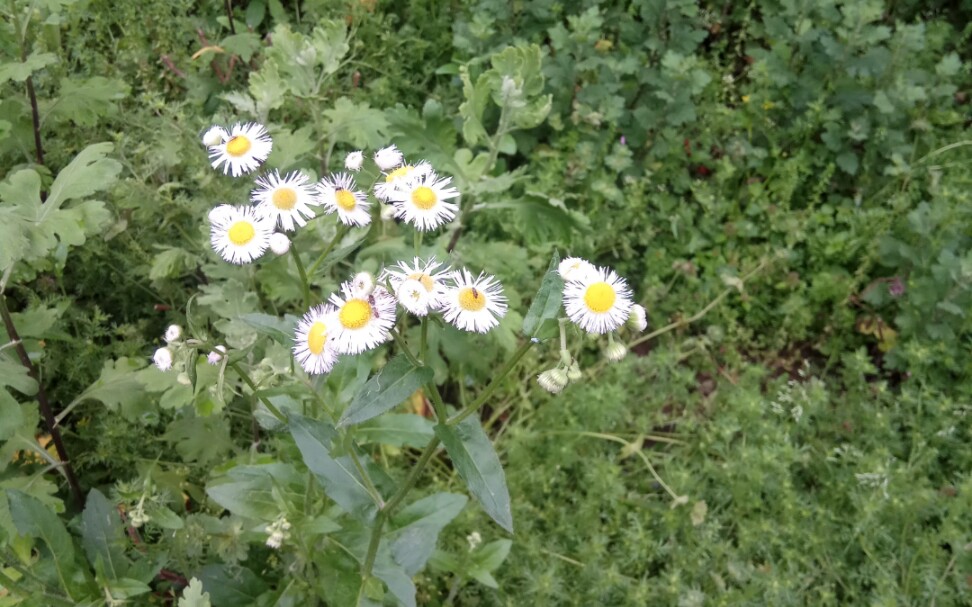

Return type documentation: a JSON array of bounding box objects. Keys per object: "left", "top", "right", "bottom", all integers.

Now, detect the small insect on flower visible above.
[
  {"left": 563, "top": 266, "right": 634, "bottom": 334},
  {"left": 558, "top": 257, "right": 597, "bottom": 282},
  {"left": 293, "top": 305, "right": 339, "bottom": 375},
  {"left": 153, "top": 347, "right": 173, "bottom": 371},
  {"left": 389, "top": 171, "right": 460, "bottom": 231},
  {"left": 210, "top": 205, "right": 273, "bottom": 264},
  {"left": 344, "top": 150, "right": 364, "bottom": 172},
  {"left": 268, "top": 232, "right": 291, "bottom": 255},
  {"left": 442, "top": 269, "right": 508, "bottom": 333},
  {"left": 208, "top": 122, "right": 272, "bottom": 177},
  {"left": 201, "top": 125, "right": 228, "bottom": 148},
  {"left": 373, "top": 162, "right": 432, "bottom": 202},
  {"left": 317, "top": 173, "right": 371, "bottom": 227},
  {"left": 164, "top": 324, "right": 182, "bottom": 343},
  {"left": 207, "top": 345, "right": 227, "bottom": 365},
  {"left": 251, "top": 170, "right": 319, "bottom": 232},
  {"left": 329, "top": 283, "right": 397, "bottom": 355},
  {"left": 373, "top": 144, "right": 404, "bottom": 171}
]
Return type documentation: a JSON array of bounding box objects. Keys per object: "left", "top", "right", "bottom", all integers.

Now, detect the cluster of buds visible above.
[
  {"left": 265, "top": 515, "right": 292, "bottom": 549},
  {"left": 152, "top": 323, "right": 227, "bottom": 374}
]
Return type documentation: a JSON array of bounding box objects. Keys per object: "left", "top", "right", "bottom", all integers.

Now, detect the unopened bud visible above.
[
  {"left": 559, "top": 349, "right": 572, "bottom": 366},
  {"left": 627, "top": 304, "right": 647, "bottom": 332},
  {"left": 604, "top": 341, "right": 627, "bottom": 362},
  {"left": 537, "top": 369, "right": 569, "bottom": 394},
  {"left": 351, "top": 272, "right": 375, "bottom": 297},
  {"left": 566, "top": 362, "right": 583, "bottom": 382}
]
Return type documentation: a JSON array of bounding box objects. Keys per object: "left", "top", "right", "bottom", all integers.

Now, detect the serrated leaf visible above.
[
  {"left": 0, "top": 357, "right": 38, "bottom": 396},
  {"left": 324, "top": 97, "right": 389, "bottom": 148},
  {"left": 206, "top": 463, "right": 303, "bottom": 520},
  {"left": 72, "top": 357, "right": 147, "bottom": 420},
  {"left": 194, "top": 565, "right": 266, "bottom": 607},
  {"left": 435, "top": 417, "right": 513, "bottom": 533},
  {"left": 0, "top": 52, "right": 57, "bottom": 84},
  {"left": 179, "top": 578, "right": 212, "bottom": 607},
  {"left": 81, "top": 489, "right": 128, "bottom": 581},
  {"left": 388, "top": 493, "right": 467, "bottom": 575},
  {"left": 220, "top": 33, "right": 263, "bottom": 62},
  {"left": 288, "top": 413, "right": 378, "bottom": 521},
  {"left": 162, "top": 416, "right": 233, "bottom": 464},
  {"left": 338, "top": 356, "right": 433, "bottom": 427},
  {"left": 521, "top": 251, "right": 563, "bottom": 338},
  {"left": 0, "top": 390, "right": 25, "bottom": 441},
  {"left": 149, "top": 247, "right": 197, "bottom": 280},
  {"left": 47, "top": 77, "right": 129, "bottom": 126}
]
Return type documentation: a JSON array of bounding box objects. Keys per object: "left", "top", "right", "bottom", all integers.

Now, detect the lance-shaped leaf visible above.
[
  {"left": 238, "top": 313, "right": 298, "bottom": 345},
  {"left": 387, "top": 492, "right": 467, "bottom": 575},
  {"left": 521, "top": 251, "right": 563, "bottom": 339},
  {"left": 206, "top": 463, "right": 304, "bottom": 520},
  {"left": 81, "top": 489, "right": 129, "bottom": 581},
  {"left": 435, "top": 417, "right": 513, "bottom": 533},
  {"left": 338, "top": 355, "right": 433, "bottom": 428},
  {"left": 288, "top": 414, "right": 378, "bottom": 521}
]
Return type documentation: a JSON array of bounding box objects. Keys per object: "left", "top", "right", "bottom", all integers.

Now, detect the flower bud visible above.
[
  {"left": 627, "top": 304, "right": 647, "bottom": 332},
  {"left": 207, "top": 345, "right": 227, "bottom": 365},
  {"left": 351, "top": 272, "right": 376, "bottom": 297},
  {"left": 604, "top": 341, "right": 627, "bottom": 362},
  {"left": 269, "top": 232, "right": 291, "bottom": 255},
  {"left": 373, "top": 144, "right": 403, "bottom": 171},
  {"left": 153, "top": 347, "right": 173, "bottom": 371},
  {"left": 164, "top": 324, "right": 182, "bottom": 343},
  {"left": 344, "top": 150, "right": 364, "bottom": 171},
  {"left": 201, "top": 126, "right": 227, "bottom": 147},
  {"left": 566, "top": 362, "right": 583, "bottom": 382},
  {"left": 559, "top": 349, "right": 572, "bottom": 366},
  {"left": 537, "top": 368, "right": 569, "bottom": 394}
]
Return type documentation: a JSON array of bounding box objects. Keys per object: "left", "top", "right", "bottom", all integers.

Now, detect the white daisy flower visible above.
[
  {"left": 373, "top": 162, "right": 432, "bottom": 202},
  {"left": 207, "top": 345, "right": 227, "bottom": 365},
  {"left": 627, "top": 304, "right": 647, "bottom": 332},
  {"left": 389, "top": 171, "right": 460, "bottom": 231},
  {"left": 345, "top": 150, "right": 364, "bottom": 171},
  {"left": 269, "top": 232, "right": 291, "bottom": 255},
  {"left": 251, "top": 170, "right": 319, "bottom": 232},
  {"left": 563, "top": 266, "right": 634, "bottom": 334},
  {"left": 153, "top": 347, "right": 173, "bottom": 371},
  {"left": 396, "top": 279, "right": 432, "bottom": 316},
  {"left": 442, "top": 269, "right": 507, "bottom": 333},
  {"left": 209, "top": 205, "right": 273, "bottom": 264},
  {"left": 208, "top": 122, "right": 272, "bottom": 177},
  {"left": 558, "top": 257, "right": 597, "bottom": 282},
  {"left": 202, "top": 126, "right": 228, "bottom": 147},
  {"left": 373, "top": 144, "right": 404, "bottom": 171},
  {"left": 318, "top": 173, "right": 371, "bottom": 227},
  {"left": 351, "top": 272, "right": 375, "bottom": 298},
  {"left": 293, "top": 305, "right": 339, "bottom": 375},
  {"left": 164, "top": 324, "right": 182, "bottom": 343},
  {"left": 382, "top": 257, "right": 451, "bottom": 312},
  {"left": 329, "top": 285, "right": 397, "bottom": 355}
]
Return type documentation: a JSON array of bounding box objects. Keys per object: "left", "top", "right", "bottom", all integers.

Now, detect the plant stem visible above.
[
  {"left": 290, "top": 245, "right": 312, "bottom": 308},
  {"left": 419, "top": 316, "right": 428, "bottom": 362},
  {"left": 448, "top": 340, "right": 533, "bottom": 426},
  {"left": 307, "top": 225, "right": 349, "bottom": 276},
  {"left": 389, "top": 329, "right": 421, "bottom": 367},
  {"left": 360, "top": 435, "right": 441, "bottom": 581},
  {"left": 231, "top": 363, "right": 288, "bottom": 423},
  {"left": 0, "top": 293, "right": 82, "bottom": 509},
  {"left": 345, "top": 431, "right": 384, "bottom": 507},
  {"left": 223, "top": 0, "right": 236, "bottom": 34}
]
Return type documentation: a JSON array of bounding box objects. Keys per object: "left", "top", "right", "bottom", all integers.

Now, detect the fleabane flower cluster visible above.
[
  {"left": 535, "top": 256, "right": 649, "bottom": 394},
  {"left": 151, "top": 323, "right": 227, "bottom": 375},
  {"left": 292, "top": 261, "right": 508, "bottom": 375},
  {"left": 200, "top": 127, "right": 463, "bottom": 266}
]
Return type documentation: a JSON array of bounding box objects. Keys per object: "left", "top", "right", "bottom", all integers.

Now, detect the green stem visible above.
[
  {"left": 308, "top": 225, "right": 350, "bottom": 276},
  {"left": 360, "top": 435, "right": 441, "bottom": 580},
  {"left": 389, "top": 329, "right": 421, "bottom": 367},
  {"left": 425, "top": 381, "right": 449, "bottom": 424},
  {"left": 413, "top": 229, "right": 423, "bottom": 256},
  {"left": 345, "top": 431, "right": 384, "bottom": 507},
  {"left": 448, "top": 340, "right": 533, "bottom": 426},
  {"left": 419, "top": 316, "right": 429, "bottom": 362},
  {"left": 290, "top": 245, "right": 312, "bottom": 308},
  {"left": 231, "top": 363, "right": 288, "bottom": 423}
]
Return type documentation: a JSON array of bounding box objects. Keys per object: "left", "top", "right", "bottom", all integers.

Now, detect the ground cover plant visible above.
[{"left": 2, "top": 0, "right": 972, "bottom": 605}]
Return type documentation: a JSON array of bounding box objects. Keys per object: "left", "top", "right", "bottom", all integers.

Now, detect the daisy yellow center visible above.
[
  {"left": 385, "top": 166, "right": 412, "bottom": 182},
  {"left": 584, "top": 282, "right": 616, "bottom": 313},
  {"left": 412, "top": 186, "right": 437, "bottom": 210},
  {"left": 307, "top": 322, "right": 328, "bottom": 355},
  {"left": 335, "top": 189, "right": 357, "bottom": 211},
  {"left": 228, "top": 221, "right": 256, "bottom": 246},
  {"left": 339, "top": 299, "right": 372, "bottom": 329},
  {"left": 458, "top": 287, "right": 487, "bottom": 312},
  {"left": 272, "top": 187, "right": 297, "bottom": 210},
  {"left": 226, "top": 135, "right": 251, "bottom": 157},
  {"left": 408, "top": 272, "right": 434, "bottom": 292}
]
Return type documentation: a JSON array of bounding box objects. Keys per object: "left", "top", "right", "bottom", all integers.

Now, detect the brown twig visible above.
[
  {"left": 0, "top": 294, "right": 82, "bottom": 509},
  {"left": 160, "top": 55, "right": 186, "bottom": 79},
  {"left": 224, "top": 0, "right": 236, "bottom": 35}
]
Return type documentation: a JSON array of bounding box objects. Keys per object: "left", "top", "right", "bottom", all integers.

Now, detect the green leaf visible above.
[
  {"left": 387, "top": 493, "right": 467, "bottom": 575},
  {"left": 47, "top": 77, "right": 129, "bottom": 126},
  {"left": 206, "top": 463, "right": 304, "bottom": 520},
  {"left": 162, "top": 416, "right": 233, "bottom": 464},
  {"left": 73, "top": 357, "right": 149, "bottom": 421},
  {"left": 435, "top": 417, "right": 513, "bottom": 533},
  {"left": 469, "top": 539, "right": 512, "bottom": 587},
  {"left": 7, "top": 490, "right": 85, "bottom": 598},
  {"left": 288, "top": 413, "right": 378, "bottom": 521},
  {"left": 179, "top": 578, "right": 212, "bottom": 607},
  {"left": 194, "top": 565, "right": 266, "bottom": 607},
  {"left": 220, "top": 33, "right": 263, "bottom": 62},
  {"left": 521, "top": 251, "right": 563, "bottom": 338},
  {"left": 81, "top": 489, "right": 128, "bottom": 581},
  {"left": 0, "top": 389, "right": 25, "bottom": 441},
  {"left": 356, "top": 413, "right": 435, "bottom": 448},
  {"left": 46, "top": 142, "right": 122, "bottom": 209},
  {"left": 238, "top": 313, "right": 298, "bottom": 345},
  {"left": 0, "top": 52, "right": 57, "bottom": 84},
  {"left": 0, "top": 357, "right": 38, "bottom": 396},
  {"left": 149, "top": 247, "right": 197, "bottom": 280},
  {"left": 324, "top": 97, "right": 389, "bottom": 148},
  {"left": 338, "top": 356, "right": 433, "bottom": 428}
]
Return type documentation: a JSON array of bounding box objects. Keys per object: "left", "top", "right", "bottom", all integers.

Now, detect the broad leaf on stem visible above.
[{"left": 338, "top": 355, "right": 433, "bottom": 428}]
